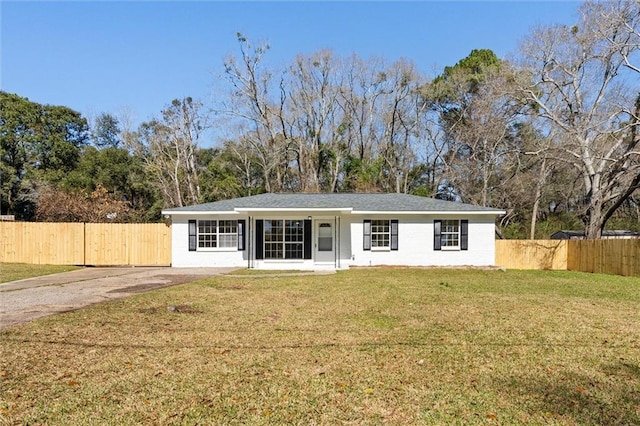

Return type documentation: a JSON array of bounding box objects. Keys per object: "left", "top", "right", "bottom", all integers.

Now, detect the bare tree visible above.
[
  {"left": 134, "top": 97, "right": 207, "bottom": 208},
  {"left": 287, "top": 50, "right": 344, "bottom": 192},
  {"left": 221, "top": 34, "right": 292, "bottom": 192},
  {"left": 413, "top": 112, "right": 450, "bottom": 197},
  {"left": 221, "top": 40, "right": 429, "bottom": 194},
  {"left": 518, "top": 123, "right": 558, "bottom": 239},
  {"left": 519, "top": 0, "right": 640, "bottom": 238},
  {"left": 588, "top": 0, "right": 640, "bottom": 74},
  {"left": 338, "top": 55, "right": 387, "bottom": 162},
  {"left": 376, "top": 59, "right": 425, "bottom": 193}
]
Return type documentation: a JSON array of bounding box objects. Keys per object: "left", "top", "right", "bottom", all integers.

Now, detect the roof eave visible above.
[
  {"left": 351, "top": 210, "right": 506, "bottom": 215},
  {"left": 234, "top": 207, "right": 354, "bottom": 213},
  {"left": 163, "top": 209, "right": 506, "bottom": 216},
  {"left": 161, "top": 210, "right": 239, "bottom": 216}
]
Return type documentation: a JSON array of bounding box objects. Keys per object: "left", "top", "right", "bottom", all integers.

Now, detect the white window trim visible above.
[
  {"left": 263, "top": 219, "right": 305, "bottom": 260},
  {"left": 371, "top": 219, "right": 391, "bottom": 249},
  {"left": 440, "top": 219, "right": 460, "bottom": 250},
  {"left": 197, "top": 246, "right": 239, "bottom": 252},
  {"left": 197, "top": 219, "right": 238, "bottom": 251}
]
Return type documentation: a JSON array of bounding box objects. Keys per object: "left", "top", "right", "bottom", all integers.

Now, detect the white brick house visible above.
[{"left": 162, "top": 193, "right": 505, "bottom": 270}]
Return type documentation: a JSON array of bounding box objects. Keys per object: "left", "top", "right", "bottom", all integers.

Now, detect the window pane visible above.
[
  {"left": 285, "top": 221, "right": 304, "bottom": 258},
  {"left": 441, "top": 220, "right": 460, "bottom": 247},
  {"left": 218, "top": 220, "right": 237, "bottom": 234},
  {"left": 371, "top": 219, "right": 390, "bottom": 248},
  {"left": 217, "top": 220, "right": 238, "bottom": 248},
  {"left": 265, "top": 242, "right": 283, "bottom": 259},
  {"left": 286, "top": 220, "right": 304, "bottom": 242},
  {"left": 318, "top": 237, "right": 332, "bottom": 251},
  {"left": 198, "top": 220, "right": 217, "bottom": 248},
  {"left": 218, "top": 234, "right": 237, "bottom": 248},
  {"left": 264, "top": 220, "right": 284, "bottom": 259},
  {"left": 285, "top": 243, "right": 303, "bottom": 259},
  {"left": 318, "top": 222, "right": 333, "bottom": 252}
]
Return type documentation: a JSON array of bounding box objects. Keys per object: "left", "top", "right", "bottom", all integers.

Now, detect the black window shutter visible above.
[
  {"left": 188, "top": 220, "right": 197, "bottom": 251},
  {"left": 363, "top": 220, "right": 371, "bottom": 250},
  {"left": 460, "top": 220, "right": 469, "bottom": 251},
  {"left": 390, "top": 220, "right": 399, "bottom": 250},
  {"left": 255, "top": 220, "right": 264, "bottom": 260},
  {"left": 237, "top": 220, "right": 246, "bottom": 251},
  {"left": 303, "top": 219, "right": 312, "bottom": 259},
  {"left": 434, "top": 220, "right": 442, "bottom": 251}
]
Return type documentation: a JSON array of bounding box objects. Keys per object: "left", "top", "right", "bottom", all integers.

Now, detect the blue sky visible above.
[{"left": 2, "top": 1, "right": 580, "bottom": 130}]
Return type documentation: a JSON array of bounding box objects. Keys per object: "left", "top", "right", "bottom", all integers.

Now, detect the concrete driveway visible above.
[{"left": 0, "top": 267, "right": 233, "bottom": 329}]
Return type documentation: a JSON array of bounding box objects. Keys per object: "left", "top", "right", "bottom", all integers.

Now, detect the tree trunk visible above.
[
  {"left": 584, "top": 196, "right": 604, "bottom": 239},
  {"left": 530, "top": 157, "right": 546, "bottom": 240}
]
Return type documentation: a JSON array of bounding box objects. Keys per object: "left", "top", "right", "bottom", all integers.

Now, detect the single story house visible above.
[{"left": 162, "top": 193, "right": 505, "bottom": 270}]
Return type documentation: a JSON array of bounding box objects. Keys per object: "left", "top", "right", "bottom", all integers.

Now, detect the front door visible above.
[{"left": 315, "top": 221, "right": 334, "bottom": 263}]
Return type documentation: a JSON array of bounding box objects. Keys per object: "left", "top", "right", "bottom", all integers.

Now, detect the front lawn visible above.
[
  {"left": 1, "top": 269, "right": 639, "bottom": 424},
  {"left": 0, "top": 263, "right": 80, "bottom": 283}
]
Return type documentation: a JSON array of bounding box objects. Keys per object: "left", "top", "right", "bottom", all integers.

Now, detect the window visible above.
[
  {"left": 318, "top": 223, "right": 333, "bottom": 251},
  {"left": 264, "top": 219, "right": 304, "bottom": 259},
  {"left": 441, "top": 220, "right": 460, "bottom": 248},
  {"left": 434, "top": 219, "right": 468, "bottom": 251},
  {"left": 195, "top": 220, "right": 237, "bottom": 249},
  {"left": 217, "top": 220, "right": 238, "bottom": 248},
  {"left": 371, "top": 219, "right": 390, "bottom": 248},
  {"left": 264, "top": 220, "right": 283, "bottom": 259},
  {"left": 363, "top": 219, "right": 398, "bottom": 251}
]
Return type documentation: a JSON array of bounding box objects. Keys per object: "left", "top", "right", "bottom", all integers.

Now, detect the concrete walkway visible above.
[{"left": 0, "top": 267, "right": 232, "bottom": 329}]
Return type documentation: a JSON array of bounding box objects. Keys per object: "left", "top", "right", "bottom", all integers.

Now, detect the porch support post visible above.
[
  {"left": 247, "top": 216, "right": 252, "bottom": 269},
  {"left": 336, "top": 215, "right": 340, "bottom": 269}
]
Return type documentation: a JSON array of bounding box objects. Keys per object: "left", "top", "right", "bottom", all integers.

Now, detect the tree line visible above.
[{"left": 1, "top": 0, "right": 638, "bottom": 238}]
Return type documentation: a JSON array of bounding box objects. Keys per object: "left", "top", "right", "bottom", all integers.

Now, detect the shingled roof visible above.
[{"left": 163, "top": 193, "right": 504, "bottom": 214}]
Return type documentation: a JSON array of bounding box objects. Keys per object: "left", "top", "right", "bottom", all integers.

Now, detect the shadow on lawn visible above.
[{"left": 494, "top": 360, "right": 640, "bottom": 424}]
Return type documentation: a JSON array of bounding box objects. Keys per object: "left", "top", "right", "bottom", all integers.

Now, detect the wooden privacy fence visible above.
[
  {"left": 496, "top": 239, "right": 640, "bottom": 277},
  {"left": 566, "top": 239, "right": 640, "bottom": 277},
  {"left": 495, "top": 240, "right": 568, "bottom": 271},
  {"left": 0, "top": 222, "right": 171, "bottom": 266}
]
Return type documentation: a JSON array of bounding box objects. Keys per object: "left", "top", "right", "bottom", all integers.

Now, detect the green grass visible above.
[
  {"left": 1, "top": 269, "right": 639, "bottom": 424},
  {"left": 0, "top": 263, "right": 80, "bottom": 283}
]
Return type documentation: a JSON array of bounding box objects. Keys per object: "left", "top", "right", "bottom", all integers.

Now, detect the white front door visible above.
[{"left": 315, "top": 220, "right": 334, "bottom": 263}]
